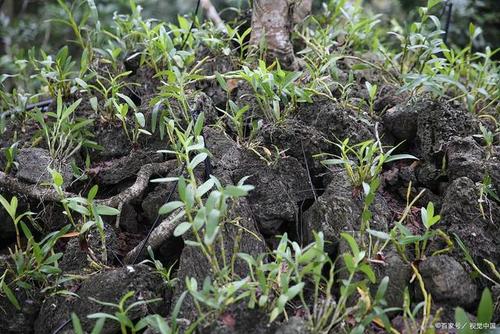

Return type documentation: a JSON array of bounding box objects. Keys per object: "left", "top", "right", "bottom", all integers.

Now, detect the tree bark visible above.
[
  {"left": 293, "top": 0, "right": 312, "bottom": 24},
  {"left": 250, "top": 0, "right": 312, "bottom": 69}
]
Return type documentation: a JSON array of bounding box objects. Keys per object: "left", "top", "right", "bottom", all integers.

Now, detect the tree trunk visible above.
[{"left": 250, "top": 0, "right": 312, "bottom": 70}]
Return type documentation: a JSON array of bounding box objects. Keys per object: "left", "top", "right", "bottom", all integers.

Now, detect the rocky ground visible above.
[{"left": 0, "top": 50, "right": 499, "bottom": 334}]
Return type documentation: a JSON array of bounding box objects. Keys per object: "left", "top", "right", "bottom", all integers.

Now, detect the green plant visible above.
[
  {"left": 364, "top": 81, "right": 378, "bottom": 115},
  {"left": 8, "top": 224, "right": 70, "bottom": 290},
  {"left": 360, "top": 177, "right": 381, "bottom": 233},
  {"left": 442, "top": 24, "right": 499, "bottom": 114},
  {"left": 137, "top": 290, "right": 191, "bottom": 334},
  {"left": 478, "top": 174, "right": 500, "bottom": 221},
  {"left": 73, "top": 291, "right": 189, "bottom": 334},
  {"left": 225, "top": 25, "right": 252, "bottom": 62},
  {"left": 49, "top": 169, "right": 77, "bottom": 228},
  {"left": 390, "top": 0, "right": 445, "bottom": 76},
  {"left": 237, "top": 232, "right": 393, "bottom": 332},
  {"left": 248, "top": 144, "right": 287, "bottom": 167},
  {"left": 53, "top": 0, "right": 99, "bottom": 67},
  {"left": 64, "top": 184, "right": 120, "bottom": 264},
  {"left": 71, "top": 313, "right": 105, "bottom": 334},
  {"left": 0, "top": 195, "right": 70, "bottom": 308},
  {"left": 455, "top": 288, "right": 495, "bottom": 334},
  {"left": 86, "top": 291, "right": 162, "bottom": 334},
  {"left": 112, "top": 10, "right": 198, "bottom": 76},
  {"left": 113, "top": 101, "right": 151, "bottom": 144},
  {"left": 0, "top": 86, "right": 34, "bottom": 131},
  {"left": 105, "top": 2, "right": 149, "bottom": 53},
  {"left": 417, "top": 202, "right": 444, "bottom": 257},
  {"left": 50, "top": 169, "right": 120, "bottom": 264},
  {"left": 454, "top": 234, "right": 500, "bottom": 286},
  {"left": 152, "top": 114, "right": 259, "bottom": 321},
  {"left": 143, "top": 22, "right": 194, "bottom": 74},
  {"left": 152, "top": 59, "right": 206, "bottom": 123},
  {"left": 335, "top": 77, "right": 356, "bottom": 110},
  {"left": 94, "top": 45, "right": 124, "bottom": 72},
  {"left": 29, "top": 46, "right": 77, "bottom": 97},
  {"left": 184, "top": 230, "right": 393, "bottom": 332},
  {"left": 238, "top": 60, "right": 312, "bottom": 123},
  {"left": 398, "top": 211, "right": 453, "bottom": 261},
  {"left": 2, "top": 141, "right": 19, "bottom": 174},
  {"left": 1, "top": 225, "right": 69, "bottom": 311},
  {"left": 185, "top": 276, "right": 252, "bottom": 319},
  {"left": 474, "top": 124, "right": 496, "bottom": 160},
  {"left": 297, "top": 0, "right": 381, "bottom": 62},
  {"left": 0, "top": 194, "right": 34, "bottom": 255},
  {"left": 154, "top": 116, "right": 395, "bottom": 330},
  {"left": 369, "top": 185, "right": 453, "bottom": 262},
  {"left": 221, "top": 100, "right": 250, "bottom": 141},
  {"left": 399, "top": 263, "right": 442, "bottom": 333},
  {"left": 31, "top": 92, "right": 97, "bottom": 161},
  {"left": 214, "top": 72, "right": 261, "bottom": 144},
  {"left": 318, "top": 137, "right": 417, "bottom": 187},
  {"left": 156, "top": 119, "right": 254, "bottom": 276},
  {"left": 75, "top": 70, "right": 135, "bottom": 118},
  {"left": 389, "top": 1, "right": 499, "bottom": 113},
  {"left": 145, "top": 247, "right": 178, "bottom": 288}
]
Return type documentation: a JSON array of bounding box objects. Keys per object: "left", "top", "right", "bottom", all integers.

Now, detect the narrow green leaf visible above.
[
  {"left": 454, "top": 307, "right": 473, "bottom": 334},
  {"left": 71, "top": 313, "right": 84, "bottom": 334},
  {"left": 95, "top": 205, "right": 120, "bottom": 216},
  {"left": 158, "top": 201, "right": 184, "bottom": 215},
  {"left": 477, "top": 288, "right": 493, "bottom": 324},
  {"left": 1, "top": 281, "right": 21, "bottom": 310},
  {"left": 188, "top": 153, "right": 207, "bottom": 170},
  {"left": 173, "top": 222, "right": 191, "bottom": 237},
  {"left": 341, "top": 232, "right": 360, "bottom": 257}
]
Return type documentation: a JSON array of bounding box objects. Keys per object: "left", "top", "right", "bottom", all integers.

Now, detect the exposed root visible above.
[
  {"left": 0, "top": 160, "right": 178, "bottom": 209},
  {"left": 201, "top": 0, "right": 226, "bottom": 32},
  {"left": 98, "top": 160, "right": 177, "bottom": 208},
  {"left": 0, "top": 171, "right": 70, "bottom": 202},
  {"left": 124, "top": 209, "right": 181, "bottom": 264}
]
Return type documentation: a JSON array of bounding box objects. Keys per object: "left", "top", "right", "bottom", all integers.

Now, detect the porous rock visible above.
[
  {"left": 371, "top": 249, "right": 412, "bottom": 309},
  {"left": 173, "top": 198, "right": 266, "bottom": 320},
  {"left": 34, "top": 264, "right": 166, "bottom": 334},
  {"left": 275, "top": 316, "right": 309, "bottom": 334},
  {"left": 59, "top": 224, "right": 118, "bottom": 273},
  {"left": 0, "top": 287, "right": 40, "bottom": 334},
  {"left": 258, "top": 118, "right": 331, "bottom": 177},
  {"left": 205, "top": 127, "right": 314, "bottom": 234},
  {"left": 416, "top": 98, "right": 479, "bottom": 160},
  {"left": 200, "top": 307, "right": 278, "bottom": 334},
  {"left": 94, "top": 150, "right": 162, "bottom": 185},
  {"left": 94, "top": 125, "right": 131, "bottom": 159},
  {"left": 383, "top": 98, "right": 480, "bottom": 161},
  {"left": 141, "top": 181, "right": 179, "bottom": 223},
  {"left": 446, "top": 136, "right": 499, "bottom": 191},
  {"left": 440, "top": 177, "right": 500, "bottom": 264},
  {"left": 297, "top": 97, "right": 374, "bottom": 144},
  {"left": 382, "top": 102, "right": 418, "bottom": 142},
  {"left": 302, "top": 168, "right": 390, "bottom": 253},
  {"left": 418, "top": 255, "right": 478, "bottom": 308},
  {"left": 15, "top": 148, "right": 73, "bottom": 186}
]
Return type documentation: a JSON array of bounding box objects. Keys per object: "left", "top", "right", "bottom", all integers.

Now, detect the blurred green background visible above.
[
  {"left": 0, "top": 0, "right": 246, "bottom": 57},
  {"left": 1, "top": 0, "right": 499, "bottom": 80}
]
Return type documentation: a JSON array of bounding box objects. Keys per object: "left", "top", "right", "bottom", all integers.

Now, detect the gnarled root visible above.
[
  {"left": 124, "top": 209, "right": 181, "bottom": 264},
  {"left": 0, "top": 160, "right": 178, "bottom": 208}
]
